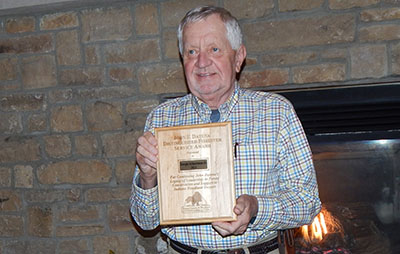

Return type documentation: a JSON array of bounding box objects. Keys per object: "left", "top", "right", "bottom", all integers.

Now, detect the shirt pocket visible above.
[{"left": 234, "top": 143, "right": 279, "bottom": 196}]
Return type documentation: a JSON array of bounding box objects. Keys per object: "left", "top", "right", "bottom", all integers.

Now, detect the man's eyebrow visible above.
[{"left": 183, "top": 45, "right": 199, "bottom": 51}]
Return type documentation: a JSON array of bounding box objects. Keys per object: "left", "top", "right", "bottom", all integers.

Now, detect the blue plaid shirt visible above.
[{"left": 130, "top": 84, "right": 321, "bottom": 249}]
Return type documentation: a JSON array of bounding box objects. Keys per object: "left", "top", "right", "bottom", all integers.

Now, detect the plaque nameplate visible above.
[{"left": 155, "top": 122, "right": 236, "bottom": 225}]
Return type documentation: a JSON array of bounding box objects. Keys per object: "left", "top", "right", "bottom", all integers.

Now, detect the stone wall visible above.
[{"left": 0, "top": 0, "right": 399, "bottom": 253}]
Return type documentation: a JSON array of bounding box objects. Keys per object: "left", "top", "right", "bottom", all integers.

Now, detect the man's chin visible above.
[
  {"left": 190, "top": 83, "right": 217, "bottom": 94},
  {"left": 192, "top": 89, "right": 216, "bottom": 100}
]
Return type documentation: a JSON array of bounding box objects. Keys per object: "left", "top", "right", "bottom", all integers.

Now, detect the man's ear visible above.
[{"left": 235, "top": 45, "right": 247, "bottom": 73}]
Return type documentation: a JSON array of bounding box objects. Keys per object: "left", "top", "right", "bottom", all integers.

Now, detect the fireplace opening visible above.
[{"left": 277, "top": 83, "right": 400, "bottom": 254}]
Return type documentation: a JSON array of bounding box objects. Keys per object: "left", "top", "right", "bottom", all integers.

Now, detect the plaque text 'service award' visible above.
[{"left": 155, "top": 122, "right": 236, "bottom": 225}]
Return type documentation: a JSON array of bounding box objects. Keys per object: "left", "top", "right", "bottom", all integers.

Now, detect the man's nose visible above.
[{"left": 196, "top": 51, "right": 211, "bottom": 68}]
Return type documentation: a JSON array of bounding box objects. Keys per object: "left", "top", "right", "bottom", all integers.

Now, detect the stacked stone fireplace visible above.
[{"left": 1, "top": 1, "right": 400, "bottom": 253}]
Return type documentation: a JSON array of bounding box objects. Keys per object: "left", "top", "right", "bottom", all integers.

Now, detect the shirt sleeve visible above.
[
  {"left": 252, "top": 102, "right": 321, "bottom": 230},
  {"left": 129, "top": 165, "right": 160, "bottom": 230},
  {"left": 129, "top": 112, "right": 161, "bottom": 230}
]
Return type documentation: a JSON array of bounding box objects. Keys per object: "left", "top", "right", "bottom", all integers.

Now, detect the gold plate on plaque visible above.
[{"left": 155, "top": 122, "right": 236, "bottom": 225}]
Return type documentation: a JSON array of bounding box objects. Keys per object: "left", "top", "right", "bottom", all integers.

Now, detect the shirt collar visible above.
[{"left": 190, "top": 82, "right": 240, "bottom": 123}]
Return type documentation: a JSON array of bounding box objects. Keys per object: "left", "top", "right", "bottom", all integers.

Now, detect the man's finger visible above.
[
  {"left": 136, "top": 145, "right": 157, "bottom": 165},
  {"left": 212, "top": 224, "right": 230, "bottom": 236},
  {"left": 137, "top": 136, "right": 158, "bottom": 156},
  {"left": 143, "top": 131, "right": 158, "bottom": 146}
]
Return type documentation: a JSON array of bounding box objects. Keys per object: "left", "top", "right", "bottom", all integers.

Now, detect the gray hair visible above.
[{"left": 177, "top": 6, "right": 243, "bottom": 55}]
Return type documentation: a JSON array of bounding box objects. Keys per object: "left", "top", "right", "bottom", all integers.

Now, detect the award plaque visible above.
[{"left": 155, "top": 122, "right": 236, "bottom": 225}]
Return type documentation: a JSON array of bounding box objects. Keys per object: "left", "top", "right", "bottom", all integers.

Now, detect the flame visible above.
[
  {"left": 300, "top": 208, "right": 342, "bottom": 243},
  {"left": 320, "top": 212, "right": 328, "bottom": 234}
]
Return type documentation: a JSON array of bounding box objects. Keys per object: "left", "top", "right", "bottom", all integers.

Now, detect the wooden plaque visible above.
[{"left": 155, "top": 122, "right": 236, "bottom": 225}]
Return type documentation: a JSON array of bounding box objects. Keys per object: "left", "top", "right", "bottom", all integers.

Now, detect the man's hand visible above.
[
  {"left": 136, "top": 131, "right": 158, "bottom": 189},
  {"left": 211, "top": 194, "right": 258, "bottom": 237}
]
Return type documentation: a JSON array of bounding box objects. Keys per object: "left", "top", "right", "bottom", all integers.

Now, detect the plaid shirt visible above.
[{"left": 130, "top": 84, "right": 321, "bottom": 249}]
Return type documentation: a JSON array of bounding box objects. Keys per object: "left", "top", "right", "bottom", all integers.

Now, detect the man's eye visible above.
[
  {"left": 212, "top": 47, "right": 219, "bottom": 52},
  {"left": 188, "top": 49, "right": 195, "bottom": 55}
]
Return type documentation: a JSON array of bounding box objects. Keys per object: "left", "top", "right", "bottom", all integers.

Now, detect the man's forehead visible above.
[{"left": 183, "top": 14, "right": 225, "bottom": 33}]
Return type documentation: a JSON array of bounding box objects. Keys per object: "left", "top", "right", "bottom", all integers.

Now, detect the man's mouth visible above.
[{"left": 196, "top": 72, "right": 215, "bottom": 77}]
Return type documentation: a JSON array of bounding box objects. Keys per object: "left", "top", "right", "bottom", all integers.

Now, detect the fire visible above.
[
  {"left": 301, "top": 212, "right": 328, "bottom": 243},
  {"left": 300, "top": 207, "right": 343, "bottom": 244}
]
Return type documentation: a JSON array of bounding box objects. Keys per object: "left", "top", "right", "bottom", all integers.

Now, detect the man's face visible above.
[{"left": 182, "top": 14, "right": 246, "bottom": 109}]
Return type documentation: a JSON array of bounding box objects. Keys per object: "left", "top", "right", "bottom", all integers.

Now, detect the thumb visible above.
[{"left": 233, "top": 199, "right": 245, "bottom": 215}]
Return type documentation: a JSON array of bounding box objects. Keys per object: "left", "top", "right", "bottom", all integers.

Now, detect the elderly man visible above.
[{"left": 130, "top": 5, "right": 321, "bottom": 254}]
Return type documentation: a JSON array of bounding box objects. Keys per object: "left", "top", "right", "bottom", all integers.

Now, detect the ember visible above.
[{"left": 298, "top": 246, "right": 351, "bottom": 254}]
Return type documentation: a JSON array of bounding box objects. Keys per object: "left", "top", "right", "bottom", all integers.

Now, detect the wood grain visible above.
[{"left": 155, "top": 122, "right": 236, "bottom": 225}]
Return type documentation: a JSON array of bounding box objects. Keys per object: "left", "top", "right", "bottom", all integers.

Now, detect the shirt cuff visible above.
[
  {"left": 251, "top": 195, "right": 275, "bottom": 229},
  {"left": 133, "top": 174, "right": 158, "bottom": 208}
]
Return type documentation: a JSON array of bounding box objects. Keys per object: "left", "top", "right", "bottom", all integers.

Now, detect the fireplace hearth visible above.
[{"left": 277, "top": 83, "right": 400, "bottom": 254}]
